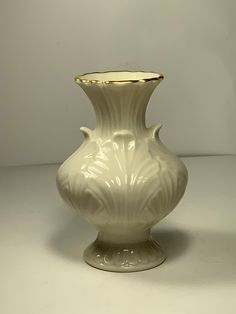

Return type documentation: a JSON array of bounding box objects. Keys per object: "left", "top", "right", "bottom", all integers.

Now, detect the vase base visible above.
[{"left": 83, "top": 235, "right": 166, "bottom": 272}]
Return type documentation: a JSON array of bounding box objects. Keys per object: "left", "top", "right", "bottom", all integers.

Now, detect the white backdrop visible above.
[{"left": 1, "top": 0, "right": 236, "bottom": 166}]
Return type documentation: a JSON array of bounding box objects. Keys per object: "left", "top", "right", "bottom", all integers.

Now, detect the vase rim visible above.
[{"left": 75, "top": 70, "right": 164, "bottom": 84}]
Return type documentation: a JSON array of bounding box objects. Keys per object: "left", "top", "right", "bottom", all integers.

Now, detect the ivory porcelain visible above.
[{"left": 56, "top": 71, "right": 188, "bottom": 272}]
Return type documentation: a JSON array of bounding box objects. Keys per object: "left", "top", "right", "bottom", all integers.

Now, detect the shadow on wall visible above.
[{"left": 48, "top": 210, "right": 236, "bottom": 285}]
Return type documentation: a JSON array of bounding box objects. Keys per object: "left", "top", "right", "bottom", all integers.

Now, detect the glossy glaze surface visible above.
[{"left": 56, "top": 71, "right": 188, "bottom": 272}]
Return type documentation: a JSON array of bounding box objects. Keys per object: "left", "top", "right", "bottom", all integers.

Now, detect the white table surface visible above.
[{"left": 0, "top": 156, "right": 236, "bottom": 314}]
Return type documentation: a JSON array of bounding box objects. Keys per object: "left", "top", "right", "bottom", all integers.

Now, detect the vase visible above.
[{"left": 56, "top": 71, "right": 188, "bottom": 272}]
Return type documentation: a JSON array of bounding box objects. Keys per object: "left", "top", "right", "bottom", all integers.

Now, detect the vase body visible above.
[{"left": 56, "top": 71, "right": 188, "bottom": 272}]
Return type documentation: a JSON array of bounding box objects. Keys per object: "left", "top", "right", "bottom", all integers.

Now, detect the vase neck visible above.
[{"left": 79, "top": 81, "right": 161, "bottom": 137}]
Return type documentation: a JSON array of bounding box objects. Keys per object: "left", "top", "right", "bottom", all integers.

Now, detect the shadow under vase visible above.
[{"left": 48, "top": 214, "right": 191, "bottom": 272}]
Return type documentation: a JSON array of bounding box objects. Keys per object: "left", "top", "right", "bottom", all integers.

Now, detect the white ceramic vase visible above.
[{"left": 56, "top": 71, "right": 188, "bottom": 272}]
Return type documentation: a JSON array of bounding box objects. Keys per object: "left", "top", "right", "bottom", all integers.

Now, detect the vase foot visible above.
[{"left": 83, "top": 234, "right": 166, "bottom": 272}]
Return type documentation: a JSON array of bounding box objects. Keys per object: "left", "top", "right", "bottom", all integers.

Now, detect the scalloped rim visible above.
[{"left": 75, "top": 70, "right": 164, "bottom": 84}]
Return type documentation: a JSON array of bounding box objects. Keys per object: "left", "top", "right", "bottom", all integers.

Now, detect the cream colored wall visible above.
[{"left": 1, "top": 0, "right": 236, "bottom": 166}]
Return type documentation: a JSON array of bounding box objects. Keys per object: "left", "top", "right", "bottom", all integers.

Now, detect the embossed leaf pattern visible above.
[
  {"left": 76, "top": 130, "right": 162, "bottom": 226},
  {"left": 57, "top": 128, "right": 187, "bottom": 230}
]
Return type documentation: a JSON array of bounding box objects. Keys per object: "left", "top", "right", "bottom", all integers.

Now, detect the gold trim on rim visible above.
[{"left": 74, "top": 70, "right": 164, "bottom": 84}]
